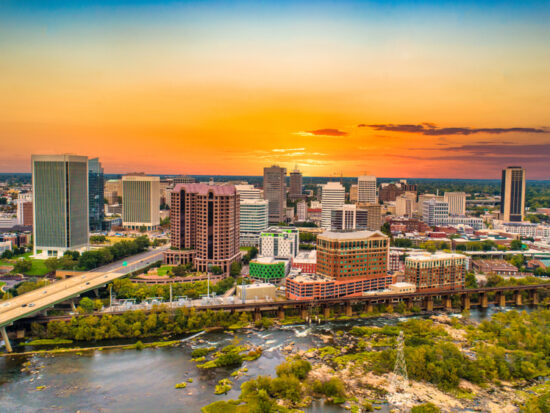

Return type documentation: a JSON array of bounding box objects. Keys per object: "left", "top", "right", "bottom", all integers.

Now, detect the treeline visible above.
[
  {"left": 79, "top": 236, "right": 150, "bottom": 270},
  {"left": 111, "top": 277, "right": 235, "bottom": 301},
  {"left": 347, "top": 311, "right": 550, "bottom": 391},
  {"left": 31, "top": 307, "right": 253, "bottom": 341}
]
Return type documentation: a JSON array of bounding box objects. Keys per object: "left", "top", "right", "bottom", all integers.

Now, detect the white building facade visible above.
[{"left": 321, "top": 182, "right": 345, "bottom": 229}]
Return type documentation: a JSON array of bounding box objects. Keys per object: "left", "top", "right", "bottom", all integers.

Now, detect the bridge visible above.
[
  {"left": 7, "top": 283, "right": 549, "bottom": 352},
  {"left": 0, "top": 246, "right": 167, "bottom": 352}
]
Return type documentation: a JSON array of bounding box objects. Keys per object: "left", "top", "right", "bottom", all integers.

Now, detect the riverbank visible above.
[
  {"left": 199, "top": 308, "right": 549, "bottom": 412},
  {"left": 1, "top": 307, "right": 547, "bottom": 412}
]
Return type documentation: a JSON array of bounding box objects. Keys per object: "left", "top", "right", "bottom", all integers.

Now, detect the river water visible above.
[{"left": 0, "top": 307, "right": 524, "bottom": 413}]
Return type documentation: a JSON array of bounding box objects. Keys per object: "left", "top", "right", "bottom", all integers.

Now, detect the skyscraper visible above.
[
  {"left": 501, "top": 166, "right": 526, "bottom": 222},
  {"left": 358, "top": 175, "right": 377, "bottom": 203},
  {"left": 32, "top": 154, "right": 89, "bottom": 257},
  {"left": 321, "top": 182, "right": 345, "bottom": 229},
  {"left": 122, "top": 174, "right": 160, "bottom": 230},
  {"left": 422, "top": 199, "right": 449, "bottom": 226},
  {"left": 165, "top": 183, "right": 240, "bottom": 275},
  {"left": 88, "top": 158, "right": 104, "bottom": 231},
  {"left": 235, "top": 184, "right": 262, "bottom": 200},
  {"left": 289, "top": 167, "right": 303, "bottom": 198},
  {"left": 263, "top": 165, "right": 287, "bottom": 224}
]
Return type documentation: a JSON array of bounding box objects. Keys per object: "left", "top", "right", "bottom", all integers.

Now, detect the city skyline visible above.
[{"left": 1, "top": 1, "right": 550, "bottom": 179}]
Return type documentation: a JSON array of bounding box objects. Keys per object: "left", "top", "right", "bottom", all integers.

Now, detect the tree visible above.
[
  {"left": 139, "top": 226, "right": 147, "bottom": 233},
  {"left": 211, "top": 266, "right": 223, "bottom": 275},
  {"left": 14, "top": 258, "right": 32, "bottom": 274},
  {"left": 44, "top": 257, "right": 60, "bottom": 273},
  {"left": 465, "top": 272, "right": 478, "bottom": 289},
  {"left": 1, "top": 250, "right": 13, "bottom": 259},
  {"left": 78, "top": 297, "right": 95, "bottom": 313},
  {"left": 381, "top": 222, "right": 392, "bottom": 238},
  {"left": 510, "top": 239, "right": 523, "bottom": 250},
  {"left": 230, "top": 262, "right": 241, "bottom": 277}
]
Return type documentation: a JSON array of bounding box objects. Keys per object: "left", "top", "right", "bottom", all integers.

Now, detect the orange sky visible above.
[{"left": 1, "top": 1, "right": 549, "bottom": 178}]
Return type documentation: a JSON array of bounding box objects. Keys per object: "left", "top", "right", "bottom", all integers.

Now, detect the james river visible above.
[{"left": 0, "top": 307, "right": 519, "bottom": 413}]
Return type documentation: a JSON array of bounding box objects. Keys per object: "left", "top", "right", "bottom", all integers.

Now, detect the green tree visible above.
[
  {"left": 510, "top": 239, "right": 523, "bottom": 250},
  {"left": 44, "top": 257, "right": 60, "bottom": 273},
  {"left": 211, "top": 266, "right": 223, "bottom": 275},
  {"left": 230, "top": 261, "right": 241, "bottom": 277},
  {"left": 465, "top": 272, "right": 478, "bottom": 289},
  {"left": 79, "top": 297, "right": 95, "bottom": 314},
  {"left": 14, "top": 258, "right": 32, "bottom": 274}
]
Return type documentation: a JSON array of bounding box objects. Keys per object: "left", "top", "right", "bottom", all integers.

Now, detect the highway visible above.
[{"left": 0, "top": 246, "right": 168, "bottom": 329}]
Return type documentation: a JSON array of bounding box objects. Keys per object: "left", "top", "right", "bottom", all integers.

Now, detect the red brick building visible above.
[
  {"left": 164, "top": 183, "right": 240, "bottom": 276},
  {"left": 286, "top": 230, "right": 393, "bottom": 300}
]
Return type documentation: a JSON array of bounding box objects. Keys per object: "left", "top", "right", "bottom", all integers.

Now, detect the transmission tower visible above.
[{"left": 387, "top": 330, "right": 412, "bottom": 408}]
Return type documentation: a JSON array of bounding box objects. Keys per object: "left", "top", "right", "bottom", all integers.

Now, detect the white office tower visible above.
[
  {"left": 296, "top": 200, "right": 307, "bottom": 222},
  {"left": 260, "top": 227, "right": 299, "bottom": 258},
  {"left": 16, "top": 193, "right": 32, "bottom": 225},
  {"left": 444, "top": 192, "right": 466, "bottom": 216},
  {"left": 122, "top": 174, "right": 160, "bottom": 231},
  {"left": 358, "top": 175, "right": 377, "bottom": 203},
  {"left": 422, "top": 199, "right": 449, "bottom": 226},
  {"left": 395, "top": 195, "right": 415, "bottom": 217},
  {"left": 235, "top": 184, "right": 262, "bottom": 200},
  {"left": 240, "top": 198, "right": 269, "bottom": 246},
  {"left": 32, "top": 154, "right": 89, "bottom": 257},
  {"left": 321, "top": 182, "right": 345, "bottom": 229}
]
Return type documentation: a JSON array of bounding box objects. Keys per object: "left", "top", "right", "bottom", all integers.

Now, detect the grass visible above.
[
  {"left": 157, "top": 266, "right": 173, "bottom": 276},
  {"left": 0, "top": 254, "right": 50, "bottom": 276},
  {"left": 20, "top": 338, "right": 73, "bottom": 347}
]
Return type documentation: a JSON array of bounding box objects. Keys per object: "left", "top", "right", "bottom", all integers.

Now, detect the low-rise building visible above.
[
  {"left": 472, "top": 259, "right": 519, "bottom": 276},
  {"left": 292, "top": 250, "right": 317, "bottom": 274},
  {"left": 236, "top": 283, "right": 277, "bottom": 301},
  {"left": 249, "top": 257, "right": 290, "bottom": 283}
]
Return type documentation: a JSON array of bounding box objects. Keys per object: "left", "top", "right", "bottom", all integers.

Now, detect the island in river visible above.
[{"left": 0, "top": 307, "right": 548, "bottom": 413}]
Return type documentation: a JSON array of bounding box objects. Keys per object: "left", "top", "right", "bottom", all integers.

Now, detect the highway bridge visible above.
[{"left": 0, "top": 246, "right": 168, "bottom": 351}]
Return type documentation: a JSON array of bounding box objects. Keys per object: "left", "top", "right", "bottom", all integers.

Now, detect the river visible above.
[{"left": 0, "top": 307, "right": 526, "bottom": 413}]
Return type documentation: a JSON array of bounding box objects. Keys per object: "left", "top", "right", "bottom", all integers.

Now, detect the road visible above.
[{"left": 0, "top": 246, "right": 168, "bottom": 329}]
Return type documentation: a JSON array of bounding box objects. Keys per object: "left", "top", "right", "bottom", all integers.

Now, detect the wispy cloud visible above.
[
  {"left": 294, "top": 128, "right": 348, "bottom": 137},
  {"left": 359, "top": 123, "right": 547, "bottom": 136},
  {"left": 272, "top": 148, "right": 305, "bottom": 152}
]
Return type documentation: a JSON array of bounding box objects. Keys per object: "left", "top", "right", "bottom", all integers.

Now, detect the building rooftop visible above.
[
  {"left": 319, "top": 230, "right": 386, "bottom": 240},
  {"left": 173, "top": 183, "right": 236, "bottom": 196},
  {"left": 406, "top": 252, "right": 466, "bottom": 261}
]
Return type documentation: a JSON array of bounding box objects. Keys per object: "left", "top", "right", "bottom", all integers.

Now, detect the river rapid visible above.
[{"left": 0, "top": 307, "right": 525, "bottom": 413}]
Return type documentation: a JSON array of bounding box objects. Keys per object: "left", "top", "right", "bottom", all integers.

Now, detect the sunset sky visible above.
[{"left": 1, "top": 1, "right": 549, "bottom": 179}]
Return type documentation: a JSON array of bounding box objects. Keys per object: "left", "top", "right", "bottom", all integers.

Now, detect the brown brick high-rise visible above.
[{"left": 165, "top": 183, "right": 240, "bottom": 276}]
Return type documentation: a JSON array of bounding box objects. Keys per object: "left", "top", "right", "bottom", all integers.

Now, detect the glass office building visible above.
[
  {"left": 32, "top": 154, "right": 89, "bottom": 257},
  {"left": 88, "top": 157, "right": 104, "bottom": 231}
]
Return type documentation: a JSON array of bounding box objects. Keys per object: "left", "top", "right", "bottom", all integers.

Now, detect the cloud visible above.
[
  {"left": 359, "top": 123, "right": 547, "bottom": 136},
  {"left": 272, "top": 148, "right": 305, "bottom": 152},
  {"left": 294, "top": 128, "right": 348, "bottom": 137}
]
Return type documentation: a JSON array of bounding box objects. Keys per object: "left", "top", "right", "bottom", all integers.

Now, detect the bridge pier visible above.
[
  {"left": 94, "top": 288, "right": 100, "bottom": 298},
  {"left": 444, "top": 296, "right": 452, "bottom": 310},
  {"left": 278, "top": 307, "right": 285, "bottom": 320},
  {"left": 514, "top": 291, "right": 522, "bottom": 306},
  {"left": 300, "top": 307, "right": 308, "bottom": 320},
  {"left": 462, "top": 294, "right": 471, "bottom": 310},
  {"left": 406, "top": 298, "right": 414, "bottom": 310},
  {"left": 425, "top": 297, "right": 434, "bottom": 312},
  {"left": 365, "top": 302, "right": 374, "bottom": 313},
  {"left": 345, "top": 302, "right": 352, "bottom": 317},
  {"left": 323, "top": 306, "right": 331, "bottom": 319},
  {"left": 497, "top": 292, "right": 506, "bottom": 307},
  {"left": 531, "top": 291, "right": 539, "bottom": 305},
  {"left": 1, "top": 327, "right": 12, "bottom": 353},
  {"left": 386, "top": 302, "right": 394, "bottom": 313},
  {"left": 254, "top": 309, "right": 261, "bottom": 323},
  {"left": 480, "top": 293, "right": 488, "bottom": 309}
]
